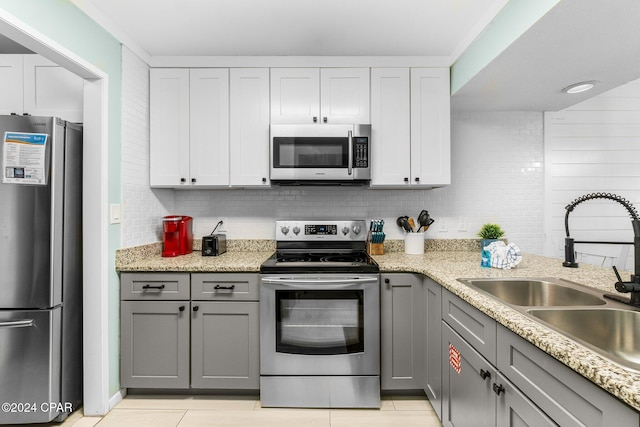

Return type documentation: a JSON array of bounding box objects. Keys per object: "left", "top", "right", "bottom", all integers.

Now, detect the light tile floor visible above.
[{"left": 21, "top": 394, "right": 442, "bottom": 427}]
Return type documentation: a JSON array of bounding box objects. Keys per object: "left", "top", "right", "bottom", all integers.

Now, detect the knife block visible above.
[{"left": 367, "top": 242, "right": 384, "bottom": 255}]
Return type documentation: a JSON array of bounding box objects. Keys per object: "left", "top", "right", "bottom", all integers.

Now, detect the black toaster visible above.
[{"left": 201, "top": 234, "right": 227, "bottom": 256}]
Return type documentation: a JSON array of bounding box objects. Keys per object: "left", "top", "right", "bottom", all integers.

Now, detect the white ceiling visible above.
[
  {"left": 74, "top": 0, "right": 507, "bottom": 59},
  {"left": 452, "top": 0, "right": 640, "bottom": 111}
]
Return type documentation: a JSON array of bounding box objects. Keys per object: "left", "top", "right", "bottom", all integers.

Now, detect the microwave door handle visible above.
[{"left": 347, "top": 130, "right": 353, "bottom": 176}]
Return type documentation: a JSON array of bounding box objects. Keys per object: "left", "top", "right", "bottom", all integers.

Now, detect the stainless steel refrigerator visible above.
[{"left": 0, "top": 115, "right": 82, "bottom": 424}]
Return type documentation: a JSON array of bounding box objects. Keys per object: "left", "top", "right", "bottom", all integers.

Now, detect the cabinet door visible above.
[
  {"left": 229, "top": 68, "right": 270, "bottom": 187},
  {"left": 442, "top": 289, "right": 497, "bottom": 365},
  {"left": 23, "top": 55, "right": 83, "bottom": 122},
  {"left": 381, "top": 273, "right": 424, "bottom": 390},
  {"left": 320, "top": 68, "right": 370, "bottom": 124},
  {"left": 495, "top": 372, "right": 556, "bottom": 427},
  {"left": 442, "top": 322, "right": 496, "bottom": 427},
  {"left": 190, "top": 68, "right": 229, "bottom": 186},
  {"left": 270, "top": 68, "right": 320, "bottom": 124},
  {"left": 0, "top": 55, "right": 23, "bottom": 115},
  {"left": 497, "top": 325, "right": 640, "bottom": 427},
  {"left": 370, "top": 68, "right": 411, "bottom": 187},
  {"left": 120, "top": 301, "right": 190, "bottom": 389},
  {"left": 150, "top": 68, "right": 190, "bottom": 187},
  {"left": 424, "top": 277, "right": 442, "bottom": 419},
  {"left": 410, "top": 68, "right": 451, "bottom": 187},
  {"left": 191, "top": 301, "right": 259, "bottom": 389}
]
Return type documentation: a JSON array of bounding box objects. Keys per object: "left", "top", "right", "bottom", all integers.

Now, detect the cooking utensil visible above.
[
  {"left": 396, "top": 216, "right": 412, "bottom": 233},
  {"left": 408, "top": 217, "right": 416, "bottom": 232},
  {"left": 417, "top": 210, "right": 434, "bottom": 232}
]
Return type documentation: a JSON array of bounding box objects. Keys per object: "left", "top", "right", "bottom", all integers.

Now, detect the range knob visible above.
[
  {"left": 281, "top": 226, "right": 290, "bottom": 235},
  {"left": 352, "top": 225, "right": 362, "bottom": 235},
  {"left": 293, "top": 226, "right": 301, "bottom": 235},
  {"left": 342, "top": 226, "right": 350, "bottom": 236}
]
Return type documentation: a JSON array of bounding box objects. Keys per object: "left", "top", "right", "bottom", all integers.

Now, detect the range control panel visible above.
[{"left": 276, "top": 220, "right": 366, "bottom": 241}]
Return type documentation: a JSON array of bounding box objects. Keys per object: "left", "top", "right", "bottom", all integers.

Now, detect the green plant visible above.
[{"left": 477, "top": 223, "right": 505, "bottom": 240}]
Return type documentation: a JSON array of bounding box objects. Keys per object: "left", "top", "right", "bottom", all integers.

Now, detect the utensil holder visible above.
[
  {"left": 404, "top": 233, "right": 425, "bottom": 254},
  {"left": 367, "top": 242, "right": 385, "bottom": 255}
]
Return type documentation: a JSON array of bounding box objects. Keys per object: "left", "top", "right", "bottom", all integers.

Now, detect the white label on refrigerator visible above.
[{"left": 2, "top": 131, "right": 48, "bottom": 185}]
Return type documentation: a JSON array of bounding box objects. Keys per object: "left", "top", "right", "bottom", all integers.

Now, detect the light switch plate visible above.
[{"left": 110, "top": 204, "right": 121, "bottom": 224}]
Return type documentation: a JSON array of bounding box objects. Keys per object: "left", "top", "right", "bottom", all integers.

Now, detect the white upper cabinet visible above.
[
  {"left": 270, "top": 68, "right": 319, "bottom": 124},
  {"left": 150, "top": 68, "right": 230, "bottom": 188},
  {"left": 371, "top": 67, "right": 450, "bottom": 188},
  {"left": 320, "top": 68, "right": 370, "bottom": 124},
  {"left": 270, "top": 68, "right": 369, "bottom": 124},
  {"left": 0, "top": 55, "right": 24, "bottom": 114},
  {"left": 229, "top": 68, "right": 270, "bottom": 187},
  {"left": 370, "top": 68, "right": 411, "bottom": 187},
  {"left": 0, "top": 55, "right": 83, "bottom": 122},
  {"left": 410, "top": 68, "right": 451, "bottom": 187},
  {"left": 189, "top": 69, "right": 230, "bottom": 186}
]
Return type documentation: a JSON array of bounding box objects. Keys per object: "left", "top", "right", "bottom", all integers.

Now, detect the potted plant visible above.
[{"left": 477, "top": 223, "right": 505, "bottom": 249}]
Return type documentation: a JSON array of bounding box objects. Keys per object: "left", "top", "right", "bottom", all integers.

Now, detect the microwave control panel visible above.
[{"left": 353, "top": 137, "right": 369, "bottom": 168}]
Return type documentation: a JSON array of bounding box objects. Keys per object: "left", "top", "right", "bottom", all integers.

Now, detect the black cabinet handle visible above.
[
  {"left": 180, "top": 177, "right": 186, "bottom": 183},
  {"left": 142, "top": 284, "right": 165, "bottom": 290},
  {"left": 262, "top": 177, "right": 267, "bottom": 183},
  {"left": 323, "top": 117, "right": 328, "bottom": 123},
  {"left": 479, "top": 369, "right": 491, "bottom": 380},
  {"left": 404, "top": 177, "right": 409, "bottom": 182},
  {"left": 214, "top": 284, "right": 235, "bottom": 290},
  {"left": 179, "top": 306, "right": 185, "bottom": 312},
  {"left": 415, "top": 177, "right": 420, "bottom": 182},
  {"left": 313, "top": 116, "right": 318, "bottom": 123},
  {"left": 492, "top": 383, "right": 505, "bottom": 396},
  {"left": 193, "top": 306, "right": 199, "bottom": 312},
  {"left": 191, "top": 178, "right": 196, "bottom": 183},
  {"left": 384, "top": 278, "right": 390, "bottom": 284}
]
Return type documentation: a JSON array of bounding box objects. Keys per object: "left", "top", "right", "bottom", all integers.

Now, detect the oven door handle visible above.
[{"left": 261, "top": 277, "right": 378, "bottom": 285}]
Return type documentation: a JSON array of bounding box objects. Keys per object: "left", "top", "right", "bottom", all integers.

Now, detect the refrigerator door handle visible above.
[{"left": 0, "top": 319, "right": 35, "bottom": 329}]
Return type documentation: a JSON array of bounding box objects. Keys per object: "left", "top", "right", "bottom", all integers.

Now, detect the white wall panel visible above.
[{"left": 544, "top": 78, "right": 640, "bottom": 271}]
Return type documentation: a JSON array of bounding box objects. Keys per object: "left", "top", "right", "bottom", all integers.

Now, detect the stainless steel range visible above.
[{"left": 260, "top": 220, "right": 381, "bottom": 408}]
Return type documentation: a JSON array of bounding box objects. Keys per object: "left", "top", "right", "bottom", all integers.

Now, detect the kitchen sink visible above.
[
  {"left": 528, "top": 308, "right": 640, "bottom": 370},
  {"left": 457, "top": 278, "right": 606, "bottom": 307}
]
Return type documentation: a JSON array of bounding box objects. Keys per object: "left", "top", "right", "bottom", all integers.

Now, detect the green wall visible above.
[
  {"left": 0, "top": 0, "right": 123, "bottom": 395},
  {"left": 451, "top": 0, "right": 561, "bottom": 94}
]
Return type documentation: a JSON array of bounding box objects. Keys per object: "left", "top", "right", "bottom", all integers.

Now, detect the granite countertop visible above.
[
  {"left": 115, "top": 240, "right": 640, "bottom": 412},
  {"left": 372, "top": 250, "right": 640, "bottom": 413}
]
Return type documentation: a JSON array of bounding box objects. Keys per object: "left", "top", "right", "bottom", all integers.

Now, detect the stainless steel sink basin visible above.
[
  {"left": 528, "top": 308, "right": 640, "bottom": 370},
  {"left": 457, "top": 278, "right": 606, "bottom": 307}
]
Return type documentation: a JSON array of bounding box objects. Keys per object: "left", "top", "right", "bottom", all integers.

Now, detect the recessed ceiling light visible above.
[{"left": 562, "top": 81, "right": 599, "bottom": 94}]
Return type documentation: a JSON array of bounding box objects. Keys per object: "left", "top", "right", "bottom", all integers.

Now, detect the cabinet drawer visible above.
[
  {"left": 497, "top": 325, "right": 640, "bottom": 427},
  {"left": 120, "top": 273, "right": 190, "bottom": 300},
  {"left": 191, "top": 273, "right": 259, "bottom": 301},
  {"left": 442, "top": 289, "right": 497, "bottom": 365}
]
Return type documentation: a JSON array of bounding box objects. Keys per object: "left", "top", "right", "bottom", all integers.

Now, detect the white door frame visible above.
[{"left": 0, "top": 11, "right": 111, "bottom": 416}]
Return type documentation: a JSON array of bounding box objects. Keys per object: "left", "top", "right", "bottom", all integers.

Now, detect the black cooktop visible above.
[{"left": 260, "top": 250, "right": 379, "bottom": 274}]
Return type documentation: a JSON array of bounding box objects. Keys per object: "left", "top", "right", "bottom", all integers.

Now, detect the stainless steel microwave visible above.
[{"left": 270, "top": 124, "right": 371, "bottom": 185}]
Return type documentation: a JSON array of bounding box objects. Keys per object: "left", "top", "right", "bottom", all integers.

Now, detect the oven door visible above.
[{"left": 260, "top": 275, "right": 380, "bottom": 376}]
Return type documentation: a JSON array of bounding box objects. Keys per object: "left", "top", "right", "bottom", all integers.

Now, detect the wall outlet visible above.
[
  {"left": 457, "top": 217, "right": 468, "bottom": 232},
  {"left": 216, "top": 218, "right": 227, "bottom": 233},
  {"left": 438, "top": 219, "right": 448, "bottom": 233}
]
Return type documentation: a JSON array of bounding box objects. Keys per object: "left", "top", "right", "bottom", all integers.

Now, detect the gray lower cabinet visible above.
[
  {"left": 442, "top": 288, "right": 640, "bottom": 427},
  {"left": 190, "top": 273, "right": 260, "bottom": 389},
  {"left": 120, "top": 272, "right": 260, "bottom": 390},
  {"left": 442, "top": 315, "right": 556, "bottom": 427},
  {"left": 190, "top": 301, "right": 259, "bottom": 389},
  {"left": 381, "top": 273, "right": 424, "bottom": 390},
  {"left": 423, "top": 277, "right": 442, "bottom": 419},
  {"left": 497, "top": 325, "right": 639, "bottom": 427},
  {"left": 120, "top": 300, "right": 190, "bottom": 388}
]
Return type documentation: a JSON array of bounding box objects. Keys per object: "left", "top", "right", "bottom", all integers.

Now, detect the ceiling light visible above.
[{"left": 562, "top": 81, "right": 598, "bottom": 94}]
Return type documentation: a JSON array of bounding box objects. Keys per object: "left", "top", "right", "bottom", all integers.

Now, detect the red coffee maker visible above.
[{"left": 162, "top": 215, "right": 194, "bottom": 257}]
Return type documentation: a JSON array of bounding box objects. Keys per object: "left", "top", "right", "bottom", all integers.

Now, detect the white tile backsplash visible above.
[{"left": 120, "top": 54, "right": 545, "bottom": 253}]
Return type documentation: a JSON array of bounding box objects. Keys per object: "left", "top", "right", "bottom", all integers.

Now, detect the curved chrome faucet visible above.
[{"left": 562, "top": 192, "right": 640, "bottom": 306}]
